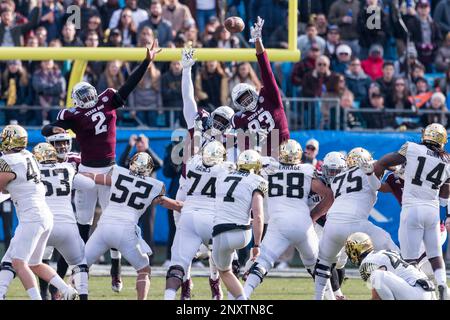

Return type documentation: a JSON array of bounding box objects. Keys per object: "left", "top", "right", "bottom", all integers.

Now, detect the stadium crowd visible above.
[{"left": 0, "top": 0, "right": 449, "bottom": 130}]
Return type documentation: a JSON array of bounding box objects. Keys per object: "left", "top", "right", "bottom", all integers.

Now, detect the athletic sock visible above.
[
  {"left": 434, "top": 268, "right": 447, "bottom": 287},
  {"left": 164, "top": 288, "right": 176, "bottom": 300},
  {"left": 27, "top": 287, "right": 42, "bottom": 300},
  {"left": 49, "top": 275, "right": 69, "bottom": 293},
  {"left": 0, "top": 269, "right": 14, "bottom": 299},
  {"left": 209, "top": 258, "right": 219, "bottom": 281},
  {"left": 243, "top": 273, "right": 261, "bottom": 299}
]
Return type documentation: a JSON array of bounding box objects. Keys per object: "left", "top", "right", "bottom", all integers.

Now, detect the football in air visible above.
[{"left": 224, "top": 16, "right": 245, "bottom": 33}]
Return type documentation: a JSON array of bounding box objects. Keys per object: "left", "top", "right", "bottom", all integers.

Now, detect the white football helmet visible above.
[
  {"left": 46, "top": 132, "right": 72, "bottom": 160},
  {"left": 231, "top": 83, "right": 259, "bottom": 112},
  {"left": 71, "top": 81, "right": 98, "bottom": 109},
  {"left": 210, "top": 106, "right": 235, "bottom": 136},
  {"left": 322, "top": 151, "right": 347, "bottom": 182},
  {"left": 202, "top": 140, "right": 226, "bottom": 167}
]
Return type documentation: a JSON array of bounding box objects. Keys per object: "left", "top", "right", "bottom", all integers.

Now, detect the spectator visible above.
[
  {"left": 60, "top": 22, "right": 83, "bottom": 46},
  {"left": 376, "top": 61, "right": 396, "bottom": 100},
  {"left": 161, "top": 60, "right": 184, "bottom": 127},
  {"left": 324, "top": 25, "right": 342, "bottom": 59},
  {"left": 331, "top": 44, "right": 352, "bottom": 75},
  {"left": 108, "top": 0, "right": 148, "bottom": 31},
  {"left": 302, "top": 139, "right": 323, "bottom": 170},
  {"left": 297, "top": 23, "right": 326, "bottom": 59},
  {"left": 361, "top": 44, "right": 384, "bottom": 80},
  {"left": 435, "top": 32, "right": 450, "bottom": 72},
  {"left": 32, "top": 59, "right": 66, "bottom": 124},
  {"left": 345, "top": 57, "right": 372, "bottom": 102},
  {"left": 408, "top": 0, "right": 442, "bottom": 71},
  {"left": 228, "top": 62, "right": 261, "bottom": 106},
  {"left": 1, "top": 60, "right": 30, "bottom": 124},
  {"left": 395, "top": 44, "right": 422, "bottom": 78},
  {"left": 200, "top": 15, "right": 219, "bottom": 44},
  {"left": 162, "top": 0, "right": 193, "bottom": 37},
  {"left": 83, "top": 31, "right": 104, "bottom": 87},
  {"left": 99, "top": 0, "right": 120, "bottom": 31},
  {"left": 195, "top": 0, "right": 216, "bottom": 34},
  {"left": 322, "top": 73, "right": 347, "bottom": 129},
  {"left": 339, "top": 89, "right": 363, "bottom": 129},
  {"left": 363, "top": 92, "right": 395, "bottom": 129},
  {"left": 422, "top": 92, "right": 448, "bottom": 126},
  {"left": 357, "top": 0, "right": 389, "bottom": 58},
  {"left": 415, "top": 77, "right": 431, "bottom": 95},
  {"left": 35, "top": 26, "right": 47, "bottom": 46},
  {"left": 267, "top": 13, "right": 288, "bottom": 49},
  {"left": 291, "top": 43, "right": 321, "bottom": 90},
  {"left": 119, "top": 133, "right": 163, "bottom": 263},
  {"left": 184, "top": 25, "right": 202, "bottom": 48},
  {"left": 360, "top": 82, "right": 381, "bottom": 109},
  {"left": 80, "top": 14, "right": 104, "bottom": 43},
  {"left": 433, "top": 0, "right": 450, "bottom": 34},
  {"left": 114, "top": 8, "right": 137, "bottom": 47},
  {"left": 299, "top": 0, "right": 323, "bottom": 26},
  {"left": 96, "top": 60, "right": 125, "bottom": 94},
  {"left": 138, "top": 0, "right": 173, "bottom": 47},
  {"left": 40, "top": 0, "right": 64, "bottom": 42},
  {"left": 315, "top": 13, "right": 329, "bottom": 38},
  {"left": 386, "top": 78, "right": 413, "bottom": 110},
  {"left": 328, "top": 0, "right": 360, "bottom": 56},
  {"left": 106, "top": 28, "right": 123, "bottom": 47},
  {"left": 195, "top": 60, "right": 228, "bottom": 111},
  {"left": 411, "top": 63, "right": 426, "bottom": 85},
  {"left": 0, "top": 2, "right": 41, "bottom": 46},
  {"left": 206, "top": 25, "right": 239, "bottom": 49},
  {"left": 302, "top": 55, "right": 337, "bottom": 98}
]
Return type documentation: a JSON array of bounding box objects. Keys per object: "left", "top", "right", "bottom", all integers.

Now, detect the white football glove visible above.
[
  {"left": 181, "top": 46, "right": 195, "bottom": 69},
  {"left": 357, "top": 158, "right": 375, "bottom": 175},
  {"left": 261, "top": 156, "right": 278, "bottom": 175},
  {"left": 249, "top": 16, "right": 264, "bottom": 43}
]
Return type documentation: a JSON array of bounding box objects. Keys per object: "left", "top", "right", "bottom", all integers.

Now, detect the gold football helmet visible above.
[
  {"left": 345, "top": 232, "right": 374, "bottom": 266},
  {"left": 279, "top": 139, "right": 302, "bottom": 165},
  {"left": 202, "top": 140, "right": 226, "bottom": 167},
  {"left": 129, "top": 152, "right": 154, "bottom": 177},
  {"left": 422, "top": 123, "right": 448, "bottom": 149},
  {"left": 237, "top": 150, "right": 262, "bottom": 174},
  {"left": 346, "top": 147, "right": 372, "bottom": 168},
  {"left": 32, "top": 143, "right": 58, "bottom": 163},
  {"left": 1, "top": 125, "right": 28, "bottom": 152}
]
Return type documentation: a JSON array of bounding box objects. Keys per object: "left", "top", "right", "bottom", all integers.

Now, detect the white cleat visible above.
[
  {"left": 63, "top": 287, "right": 78, "bottom": 300},
  {"left": 111, "top": 276, "right": 123, "bottom": 293}
]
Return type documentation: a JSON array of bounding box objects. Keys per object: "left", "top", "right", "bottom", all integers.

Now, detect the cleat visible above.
[
  {"left": 335, "top": 295, "right": 347, "bottom": 300},
  {"left": 180, "top": 278, "right": 193, "bottom": 300},
  {"left": 111, "top": 276, "right": 123, "bottom": 293},
  {"left": 209, "top": 278, "right": 223, "bottom": 300},
  {"left": 63, "top": 287, "right": 78, "bottom": 300}
]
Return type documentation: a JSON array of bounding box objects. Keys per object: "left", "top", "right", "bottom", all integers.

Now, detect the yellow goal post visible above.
[{"left": 0, "top": 1, "right": 299, "bottom": 107}]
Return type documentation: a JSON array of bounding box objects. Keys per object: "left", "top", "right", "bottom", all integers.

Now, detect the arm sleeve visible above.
[
  {"left": 115, "top": 58, "right": 151, "bottom": 108},
  {"left": 72, "top": 173, "right": 96, "bottom": 190},
  {"left": 367, "top": 173, "right": 382, "bottom": 191},
  {"left": 41, "top": 118, "right": 73, "bottom": 136},
  {"left": 182, "top": 67, "right": 198, "bottom": 129},
  {"left": 20, "top": 6, "right": 41, "bottom": 34},
  {"left": 256, "top": 51, "right": 283, "bottom": 106}
]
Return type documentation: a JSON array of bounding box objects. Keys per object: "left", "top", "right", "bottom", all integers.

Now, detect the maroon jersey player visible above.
[
  {"left": 230, "top": 16, "right": 290, "bottom": 156},
  {"left": 41, "top": 41, "right": 162, "bottom": 293}
]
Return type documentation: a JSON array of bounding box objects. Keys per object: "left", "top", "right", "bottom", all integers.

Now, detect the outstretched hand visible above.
[
  {"left": 249, "top": 16, "right": 264, "bottom": 43},
  {"left": 181, "top": 46, "right": 196, "bottom": 69},
  {"left": 146, "top": 39, "right": 162, "bottom": 62}
]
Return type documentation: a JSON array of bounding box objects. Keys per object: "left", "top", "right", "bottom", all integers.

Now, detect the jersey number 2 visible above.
[{"left": 92, "top": 111, "right": 108, "bottom": 135}]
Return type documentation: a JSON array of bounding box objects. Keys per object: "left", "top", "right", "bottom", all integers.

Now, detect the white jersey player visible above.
[
  {"left": 164, "top": 141, "right": 230, "bottom": 300},
  {"left": 374, "top": 123, "right": 450, "bottom": 299},
  {"left": 0, "top": 125, "right": 77, "bottom": 300},
  {"left": 84, "top": 152, "right": 181, "bottom": 300},
  {"left": 314, "top": 147, "right": 398, "bottom": 300},
  {"left": 33, "top": 143, "right": 95, "bottom": 300},
  {"left": 212, "top": 150, "right": 267, "bottom": 300},
  {"left": 345, "top": 232, "right": 435, "bottom": 300},
  {"left": 243, "top": 140, "right": 333, "bottom": 299}
]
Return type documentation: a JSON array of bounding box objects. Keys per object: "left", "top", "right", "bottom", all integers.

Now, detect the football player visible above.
[
  {"left": 345, "top": 232, "right": 435, "bottom": 300},
  {"left": 164, "top": 141, "right": 231, "bottom": 300},
  {"left": 374, "top": 123, "right": 450, "bottom": 299},
  {"left": 314, "top": 147, "right": 398, "bottom": 300},
  {"left": 176, "top": 47, "right": 236, "bottom": 299},
  {"left": 312, "top": 151, "right": 348, "bottom": 299},
  {"left": 212, "top": 150, "right": 267, "bottom": 300},
  {"left": 0, "top": 125, "right": 77, "bottom": 300},
  {"left": 32, "top": 143, "right": 95, "bottom": 300},
  {"left": 230, "top": 16, "right": 290, "bottom": 156},
  {"left": 83, "top": 153, "right": 182, "bottom": 300},
  {"left": 41, "top": 41, "right": 162, "bottom": 292},
  {"left": 243, "top": 140, "right": 333, "bottom": 299}
]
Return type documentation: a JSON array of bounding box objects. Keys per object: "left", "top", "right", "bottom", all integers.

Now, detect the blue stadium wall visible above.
[{"left": 2, "top": 129, "right": 446, "bottom": 247}]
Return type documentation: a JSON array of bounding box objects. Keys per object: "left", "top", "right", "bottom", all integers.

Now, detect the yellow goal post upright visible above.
[{"left": 0, "top": 1, "right": 299, "bottom": 107}]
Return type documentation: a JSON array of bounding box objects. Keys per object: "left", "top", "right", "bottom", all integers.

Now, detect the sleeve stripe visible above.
[
  {"left": 0, "top": 158, "right": 13, "bottom": 173},
  {"left": 57, "top": 109, "right": 66, "bottom": 121}
]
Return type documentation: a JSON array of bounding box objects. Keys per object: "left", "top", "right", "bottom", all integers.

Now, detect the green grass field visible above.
[{"left": 4, "top": 276, "right": 372, "bottom": 300}]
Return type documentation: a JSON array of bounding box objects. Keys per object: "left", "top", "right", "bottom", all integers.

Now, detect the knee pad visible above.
[
  {"left": 0, "top": 262, "right": 16, "bottom": 278},
  {"left": 166, "top": 265, "right": 185, "bottom": 282},
  {"left": 248, "top": 262, "right": 267, "bottom": 282},
  {"left": 314, "top": 262, "right": 331, "bottom": 279}
]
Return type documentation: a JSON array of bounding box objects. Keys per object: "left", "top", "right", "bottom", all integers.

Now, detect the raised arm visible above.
[
  {"left": 310, "top": 178, "right": 334, "bottom": 222},
  {"left": 113, "top": 40, "right": 162, "bottom": 109},
  {"left": 41, "top": 114, "right": 73, "bottom": 137},
  {"left": 180, "top": 47, "right": 198, "bottom": 129}
]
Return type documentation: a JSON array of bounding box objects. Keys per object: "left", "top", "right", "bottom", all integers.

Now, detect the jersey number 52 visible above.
[{"left": 111, "top": 174, "right": 153, "bottom": 210}]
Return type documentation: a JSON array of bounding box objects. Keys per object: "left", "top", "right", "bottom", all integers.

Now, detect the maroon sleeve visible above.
[
  {"left": 257, "top": 51, "right": 282, "bottom": 104},
  {"left": 231, "top": 112, "right": 248, "bottom": 130},
  {"left": 100, "top": 89, "right": 120, "bottom": 111}
]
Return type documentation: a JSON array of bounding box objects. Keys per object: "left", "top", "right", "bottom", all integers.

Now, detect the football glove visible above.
[{"left": 249, "top": 16, "right": 264, "bottom": 43}]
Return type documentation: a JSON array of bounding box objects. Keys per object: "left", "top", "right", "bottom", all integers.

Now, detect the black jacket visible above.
[
  {"left": 0, "top": 6, "right": 41, "bottom": 46},
  {"left": 119, "top": 144, "right": 163, "bottom": 177}
]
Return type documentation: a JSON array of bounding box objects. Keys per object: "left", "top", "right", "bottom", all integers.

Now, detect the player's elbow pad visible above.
[
  {"left": 367, "top": 174, "right": 381, "bottom": 190},
  {"left": 440, "top": 197, "right": 450, "bottom": 207}
]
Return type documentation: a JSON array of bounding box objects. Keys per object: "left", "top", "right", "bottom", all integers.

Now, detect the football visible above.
[{"left": 224, "top": 16, "right": 245, "bottom": 33}]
